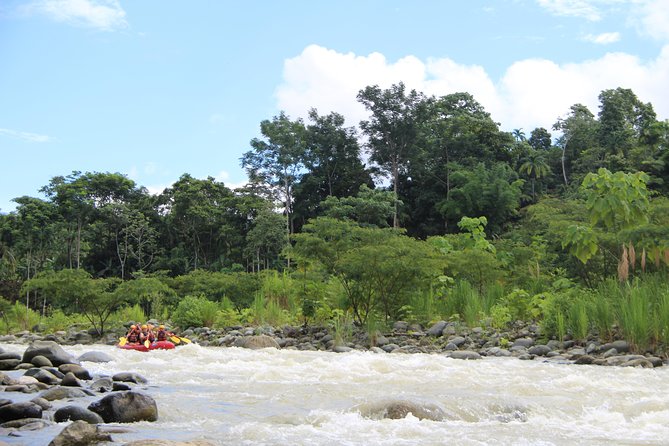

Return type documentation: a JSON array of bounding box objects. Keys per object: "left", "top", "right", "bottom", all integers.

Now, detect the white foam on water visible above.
[{"left": 1, "top": 342, "right": 668, "bottom": 445}]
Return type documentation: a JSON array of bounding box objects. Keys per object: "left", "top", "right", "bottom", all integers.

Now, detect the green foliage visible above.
[{"left": 171, "top": 295, "right": 220, "bottom": 329}]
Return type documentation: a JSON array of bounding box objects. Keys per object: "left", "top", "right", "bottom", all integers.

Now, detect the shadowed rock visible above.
[
  {"left": 233, "top": 335, "right": 280, "bottom": 350},
  {"left": 48, "top": 420, "right": 111, "bottom": 446},
  {"left": 88, "top": 391, "right": 158, "bottom": 423},
  {"left": 0, "top": 401, "right": 42, "bottom": 423},
  {"left": 22, "top": 341, "right": 76, "bottom": 367},
  {"left": 54, "top": 405, "right": 104, "bottom": 424},
  {"left": 357, "top": 400, "right": 446, "bottom": 421}
]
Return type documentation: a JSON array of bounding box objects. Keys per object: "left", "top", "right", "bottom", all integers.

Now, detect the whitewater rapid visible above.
[{"left": 1, "top": 342, "right": 668, "bottom": 445}]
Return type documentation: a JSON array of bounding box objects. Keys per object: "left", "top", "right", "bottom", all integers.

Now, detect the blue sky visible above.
[{"left": 1, "top": 0, "right": 668, "bottom": 213}]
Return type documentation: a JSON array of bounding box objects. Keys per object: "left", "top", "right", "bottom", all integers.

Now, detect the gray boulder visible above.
[
  {"left": 54, "top": 405, "right": 104, "bottom": 424},
  {"left": 61, "top": 372, "right": 83, "bottom": 387},
  {"left": 48, "top": 420, "right": 111, "bottom": 446},
  {"left": 88, "top": 391, "right": 158, "bottom": 423},
  {"left": 58, "top": 364, "right": 92, "bottom": 380},
  {"left": 24, "top": 368, "right": 61, "bottom": 385},
  {"left": 22, "top": 340, "right": 76, "bottom": 366},
  {"left": 233, "top": 335, "right": 280, "bottom": 350},
  {"left": 528, "top": 345, "right": 552, "bottom": 356},
  {"left": 0, "top": 401, "right": 42, "bottom": 423},
  {"left": 449, "top": 350, "right": 482, "bottom": 360},
  {"left": 426, "top": 321, "right": 447, "bottom": 337},
  {"left": 112, "top": 372, "right": 148, "bottom": 384},
  {"left": 0, "top": 359, "right": 20, "bottom": 370},
  {"left": 40, "top": 386, "right": 92, "bottom": 401},
  {"left": 77, "top": 350, "right": 114, "bottom": 363},
  {"left": 89, "top": 377, "right": 114, "bottom": 393},
  {"left": 358, "top": 400, "right": 446, "bottom": 421},
  {"left": 30, "top": 355, "right": 53, "bottom": 367}
]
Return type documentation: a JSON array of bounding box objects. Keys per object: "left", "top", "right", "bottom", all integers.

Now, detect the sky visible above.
[{"left": 1, "top": 0, "right": 669, "bottom": 213}]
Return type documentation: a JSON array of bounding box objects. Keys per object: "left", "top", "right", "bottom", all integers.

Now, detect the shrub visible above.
[{"left": 171, "top": 295, "right": 220, "bottom": 329}]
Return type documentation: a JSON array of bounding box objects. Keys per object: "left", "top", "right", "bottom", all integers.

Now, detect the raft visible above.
[{"left": 117, "top": 340, "right": 176, "bottom": 352}]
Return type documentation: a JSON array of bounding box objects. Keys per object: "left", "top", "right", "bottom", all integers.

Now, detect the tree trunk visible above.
[{"left": 392, "top": 158, "right": 399, "bottom": 229}]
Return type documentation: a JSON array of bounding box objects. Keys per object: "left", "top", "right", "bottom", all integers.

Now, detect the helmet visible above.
[
  {"left": 141, "top": 325, "right": 148, "bottom": 329},
  {"left": 131, "top": 325, "right": 136, "bottom": 329},
  {"left": 159, "top": 325, "right": 165, "bottom": 329}
]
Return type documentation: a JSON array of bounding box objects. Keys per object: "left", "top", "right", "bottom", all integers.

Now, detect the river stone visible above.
[
  {"left": 605, "top": 354, "right": 647, "bottom": 367},
  {"left": 30, "top": 397, "right": 51, "bottom": 410},
  {"left": 487, "top": 347, "right": 512, "bottom": 357},
  {"left": 449, "top": 350, "right": 481, "bottom": 360},
  {"left": 113, "top": 382, "right": 132, "bottom": 391},
  {"left": 233, "top": 335, "right": 280, "bottom": 350},
  {"left": 22, "top": 340, "right": 76, "bottom": 366},
  {"left": 381, "top": 343, "right": 400, "bottom": 353},
  {"left": 443, "top": 342, "right": 457, "bottom": 351},
  {"left": 48, "top": 420, "right": 112, "bottom": 446},
  {"left": 113, "top": 372, "right": 148, "bottom": 384},
  {"left": 426, "top": 321, "right": 447, "bottom": 337},
  {"left": 333, "top": 345, "right": 352, "bottom": 353},
  {"left": 528, "top": 345, "right": 552, "bottom": 356},
  {"left": 2, "top": 418, "right": 51, "bottom": 430},
  {"left": 59, "top": 364, "right": 92, "bottom": 380},
  {"left": 448, "top": 336, "right": 466, "bottom": 347},
  {"left": 358, "top": 400, "right": 446, "bottom": 421},
  {"left": 54, "top": 405, "right": 104, "bottom": 424},
  {"left": 512, "top": 338, "right": 534, "bottom": 348},
  {"left": 77, "top": 351, "right": 114, "bottom": 363},
  {"left": 0, "top": 352, "right": 21, "bottom": 361},
  {"left": 40, "top": 386, "right": 92, "bottom": 401},
  {"left": 123, "top": 441, "right": 216, "bottom": 446},
  {"left": 0, "top": 401, "right": 43, "bottom": 423},
  {"left": 24, "top": 368, "right": 61, "bottom": 385},
  {"left": 602, "top": 340, "right": 630, "bottom": 353},
  {"left": 88, "top": 391, "right": 158, "bottom": 423},
  {"left": 61, "top": 372, "right": 83, "bottom": 387},
  {"left": 0, "top": 359, "right": 20, "bottom": 370},
  {"left": 620, "top": 358, "right": 654, "bottom": 368},
  {"left": 0, "top": 372, "right": 11, "bottom": 385},
  {"left": 602, "top": 348, "right": 618, "bottom": 358},
  {"left": 90, "top": 377, "right": 114, "bottom": 392},
  {"left": 574, "top": 355, "right": 595, "bottom": 365},
  {"left": 30, "top": 355, "right": 53, "bottom": 367}
]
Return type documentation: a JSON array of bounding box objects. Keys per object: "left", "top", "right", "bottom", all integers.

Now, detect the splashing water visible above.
[{"left": 1, "top": 343, "right": 668, "bottom": 445}]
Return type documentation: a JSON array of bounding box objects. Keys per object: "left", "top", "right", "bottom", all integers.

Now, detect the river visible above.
[{"left": 1, "top": 343, "right": 668, "bottom": 445}]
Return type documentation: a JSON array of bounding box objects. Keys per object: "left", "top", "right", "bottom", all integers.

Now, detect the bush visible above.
[{"left": 171, "top": 295, "right": 220, "bottom": 329}]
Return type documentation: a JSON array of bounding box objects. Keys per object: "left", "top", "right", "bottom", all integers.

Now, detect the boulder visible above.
[
  {"left": 61, "top": 372, "right": 83, "bottom": 387},
  {"left": 58, "top": 364, "right": 92, "bottom": 380},
  {"left": 77, "top": 351, "right": 114, "bottom": 363},
  {"left": 30, "top": 355, "right": 53, "bottom": 367},
  {"left": 22, "top": 340, "right": 76, "bottom": 366},
  {"left": 0, "top": 352, "right": 21, "bottom": 361},
  {"left": 0, "top": 401, "right": 42, "bottom": 423},
  {"left": 358, "top": 400, "right": 446, "bottom": 421},
  {"left": 449, "top": 350, "right": 482, "bottom": 360},
  {"left": 24, "top": 368, "right": 61, "bottom": 385},
  {"left": 0, "top": 359, "right": 20, "bottom": 370},
  {"left": 54, "top": 405, "right": 104, "bottom": 424},
  {"left": 528, "top": 345, "right": 552, "bottom": 356},
  {"left": 233, "top": 335, "right": 280, "bottom": 350},
  {"left": 48, "top": 420, "right": 111, "bottom": 446},
  {"left": 426, "top": 321, "right": 447, "bottom": 337},
  {"left": 112, "top": 372, "right": 148, "bottom": 384},
  {"left": 88, "top": 391, "right": 158, "bottom": 423},
  {"left": 89, "top": 377, "right": 114, "bottom": 393},
  {"left": 123, "top": 441, "right": 216, "bottom": 446},
  {"left": 40, "top": 386, "right": 92, "bottom": 401}
]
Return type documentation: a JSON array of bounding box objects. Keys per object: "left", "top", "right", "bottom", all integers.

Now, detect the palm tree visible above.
[
  {"left": 512, "top": 128, "right": 526, "bottom": 142},
  {"left": 519, "top": 150, "right": 551, "bottom": 201}
]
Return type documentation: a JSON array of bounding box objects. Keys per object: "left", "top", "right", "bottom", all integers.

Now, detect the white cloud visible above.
[
  {"left": 276, "top": 44, "right": 669, "bottom": 137},
  {"left": 583, "top": 32, "right": 621, "bottom": 44},
  {"left": 0, "top": 128, "right": 51, "bottom": 142},
  {"left": 536, "top": 0, "right": 604, "bottom": 21},
  {"left": 631, "top": 0, "right": 669, "bottom": 41},
  {"left": 27, "top": 0, "right": 127, "bottom": 31}
]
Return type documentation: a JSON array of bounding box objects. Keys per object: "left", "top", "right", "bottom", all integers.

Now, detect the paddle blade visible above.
[
  {"left": 144, "top": 340, "right": 150, "bottom": 349},
  {"left": 170, "top": 336, "right": 181, "bottom": 344},
  {"left": 119, "top": 337, "right": 127, "bottom": 346},
  {"left": 180, "top": 337, "right": 192, "bottom": 344}
]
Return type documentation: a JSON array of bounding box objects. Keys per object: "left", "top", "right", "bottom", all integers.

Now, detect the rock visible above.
[
  {"left": 54, "top": 405, "right": 104, "bottom": 424},
  {"left": 426, "top": 321, "right": 447, "bottom": 337},
  {"left": 449, "top": 350, "right": 481, "bottom": 360},
  {"left": 58, "top": 364, "right": 92, "bottom": 380},
  {"left": 620, "top": 358, "right": 654, "bottom": 368},
  {"left": 72, "top": 332, "right": 94, "bottom": 344},
  {"left": 24, "top": 368, "right": 61, "bottom": 385},
  {"left": 512, "top": 338, "right": 534, "bottom": 348},
  {"left": 528, "top": 345, "right": 551, "bottom": 356},
  {"left": 48, "top": 420, "right": 111, "bottom": 446},
  {"left": 602, "top": 348, "right": 618, "bottom": 358},
  {"left": 0, "top": 359, "right": 20, "bottom": 370},
  {"left": 30, "top": 397, "right": 52, "bottom": 410},
  {"left": 0, "top": 372, "right": 11, "bottom": 385},
  {"left": 486, "top": 347, "right": 511, "bottom": 357},
  {"left": 0, "top": 352, "right": 21, "bottom": 361},
  {"left": 89, "top": 377, "right": 114, "bottom": 393},
  {"left": 358, "top": 400, "right": 446, "bottom": 421},
  {"left": 646, "top": 356, "right": 664, "bottom": 367},
  {"left": 332, "top": 345, "right": 352, "bottom": 353},
  {"left": 0, "top": 401, "right": 42, "bottom": 423},
  {"left": 61, "top": 372, "right": 83, "bottom": 387},
  {"left": 443, "top": 342, "right": 457, "bottom": 351},
  {"left": 22, "top": 340, "right": 76, "bottom": 366},
  {"left": 30, "top": 355, "right": 53, "bottom": 367},
  {"left": 448, "top": 336, "right": 466, "bottom": 347},
  {"left": 2, "top": 418, "right": 52, "bottom": 430},
  {"left": 77, "top": 351, "right": 114, "bottom": 363},
  {"left": 605, "top": 354, "right": 647, "bottom": 367},
  {"left": 112, "top": 372, "right": 148, "bottom": 384},
  {"left": 602, "top": 340, "right": 630, "bottom": 353},
  {"left": 40, "top": 386, "right": 92, "bottom": 401},
  {"left": 113, "top": 382, "right": 132, "bottom": 391},
  {"left": 381, "top": 343, "right": 400, "bottom": 353},
  {"left": 232, "top": 335, "right": 280, "bottom": 350},
  {"left": 574, "top": 355, "right": 595, "bottom": 365},
  {"left": 88, "top": 391, "right": 158, "bottom": 423},
  {"left": 123, "top": 441, "right": 216, "bottom": 446}
]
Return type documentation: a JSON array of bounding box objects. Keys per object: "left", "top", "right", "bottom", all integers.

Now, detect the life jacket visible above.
[
  {"left": 127, "top": 329, "right": 140, "bottom": 343},
  {"left": 157, "top": 329, "right": 167, "bottom": 341}
]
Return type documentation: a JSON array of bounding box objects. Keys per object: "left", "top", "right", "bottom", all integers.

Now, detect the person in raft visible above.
[
  {"left": 126, "top": 324, "right": 141, "bottom": 344},
  {"left": 156, "top": 325, "right": 171, "bottom": 342},
  {"left": 140, "top": 324, "right": 155, "bottom": 344}
]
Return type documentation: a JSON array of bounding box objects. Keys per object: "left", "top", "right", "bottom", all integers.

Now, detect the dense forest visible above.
[{"left": 1, "top": 84, "right": 668, "bottom": 350}]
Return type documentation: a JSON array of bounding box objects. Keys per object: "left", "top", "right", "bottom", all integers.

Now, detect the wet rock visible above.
[
  {"left": 232, "top": 335, "right": 280, "bottom": 350},
  {"left": 54, "top": 405, "right": 104, "bottom": 424},
  {"left": 443, "top": 342, "right": 457, "bottom": 351},
  {"left": 0, "top": 359, "right": 20, "bottom": 370},
  {"left": 528, "top": 345, "right": 551, "bottom": 356},
  {"left": 113, "top": 372, "right": 148, "bottom": 384},
  {"left": 358, "top": 400, "right": 446, "bottom": 421},
  {"left": 486, "top": 347, "right": 511, "bottom": 357},
  {"left": 605, "top": 354, "right": 647, "bottom": 367},
  {"left": 2, "top": 418, "right": 51, "bottom": 430},
  {"left": 602, "top": 348, "right": 618, "bottom": 358},
  {"left": 30, "top": 397, "right": 51, "bottom": 410},
  {"left": 123, "top": 441, "right": 216, "bottom": 446},
  {"left": 601, "top": 340, "right": 630, "bottom": 353},
  {"left": 90, "top": 377, "right": 114, "bottom": 393},
  {"left": 88, "top": 391, "right": 158, "bottom": 423},
  {"left": 113, "top": 382, "right": 132, "bottom": 391},
  {"left": 48, "top": 420, "right": 112, "bottom": 446},
  {"left": 332, "top": 345, "right": 352, "bottom": 353},
  {"left": 77, "top": 351, "right": 113, "bottom": 363},
  {"left": 0, "top": 352, "right": 21, "bottom": 361},
  {"left": 426, "top": 321, "right": 447, "bottom": 337},
  {"left": 58, "top": 364, "right": 92, "bottom": 380},
  {"left": 30, "top": 355, "right": 53, "bottom": 367},
  {"left": 620, "top": 358, "right": 654, "bottom": 368},
  {"left": 646, "top": 356, "right": 664, "bottom": 367},
  {"left": 448, "top": 336, "right": 466, "bottom": 347},
  {"left": 574, "top": 355, "right": 595, "bottom": 365},
  {"left": 0, "top": 402, "right": 42, "bottom": 423},
  {"left": 449, "top": 350, "right": 481, "bottom": 360},
  {"left": 0, "top": 372, "right": 11, "bottom": 385},
  {"left": 61, "top": 372, "right": 83, "bottom": 387},
  {"left": 22, "top": 340, "right": 76, "bottom": 366},
  {"left": 40, "top": 386, "right": 92, "bottom": 401},
  {"left": 512, "top": 338, "right": 534, "bottom": 348},
  {"left": 24, "top": 368, "right": 61, "bottom": 385},
  {"left": 381, "top": 343, "right": 400, "bottom": 353}
]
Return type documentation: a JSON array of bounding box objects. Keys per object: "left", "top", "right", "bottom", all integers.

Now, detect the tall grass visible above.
[
  {"left": 617, "top": 285, "right": 651, "bottom": 351},
  {"left": 568, "top": 300, "right": 589, "bottom": 341}
]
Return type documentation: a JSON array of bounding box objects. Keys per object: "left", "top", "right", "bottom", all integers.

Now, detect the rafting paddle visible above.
[
  {"left": 119, "top": 337, "right": 127, "bottom": 346},
  {"left": 170, "top": 336, "right": 181, "bottom": 344},
  {"left": 144, "top": 340, "right": 150, "bottom": 349}
]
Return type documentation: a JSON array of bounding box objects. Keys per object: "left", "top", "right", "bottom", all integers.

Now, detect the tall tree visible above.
[
  {"left": 358, "top": 83, "right": 425, "bottom": 228},
  {"left": 553, "top": 104, "right": 599, "bottom": 187}
]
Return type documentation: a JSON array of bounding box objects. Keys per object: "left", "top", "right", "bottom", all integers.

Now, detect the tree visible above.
[
  {"left": 358, "top": 83, "right": 425, "bottom": 228},
  {"left": 245, "top": 208, "right": 287, "bottom": 272},
  {"left": 320, "top": 184, "right": 396, "bottom": 228},
  {"left": 528, "top": 127, "right": 552, "bottom": 151},
  {"left": 553, "top": 104, "right": 599, "bottom": 187},
  {"left": 519, "top": 150, "right": 551, "bottom": 201},
  {"left": 241, "top": 112, "right": 307, "bottom": 236}
]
